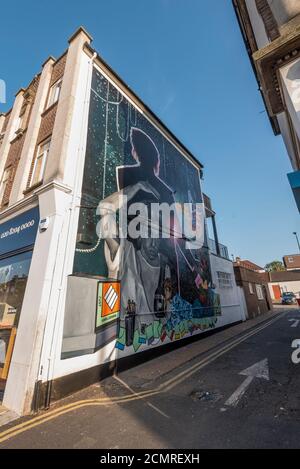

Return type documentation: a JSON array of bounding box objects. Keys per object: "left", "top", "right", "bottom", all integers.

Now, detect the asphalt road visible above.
[{"left": 0, "top": 307, "right": 299, "bottom": 449}]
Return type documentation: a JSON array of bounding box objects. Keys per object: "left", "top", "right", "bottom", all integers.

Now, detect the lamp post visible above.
[{"left": 293, "top": 232, "right": 300, "bottom": 252}]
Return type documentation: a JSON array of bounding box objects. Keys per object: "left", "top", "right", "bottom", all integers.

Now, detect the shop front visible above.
[{"left": 0, "top": 206, "right": 39, "bottom": 400}]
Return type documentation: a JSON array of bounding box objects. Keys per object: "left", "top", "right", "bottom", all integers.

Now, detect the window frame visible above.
[
  {"left": 256, "top": 284, "right": 264, "bottom": 301},
  {"left": 249, "top": 283, "right": 254, "bottom": 294},
  {"left": 30, "top": 139, "right": 51, "bottom": 187},
  {"left": 217, "top": 271, "right": 233, "bottom": 289},
  {"left": 0, "top": 167, "right": 11, "bottom": 203},
  {"left": 47, "top": 78, "right": 62, "bottom": 109}
]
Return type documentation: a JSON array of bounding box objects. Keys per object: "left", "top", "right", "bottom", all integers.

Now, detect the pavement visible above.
[{"left": 0, "top": 306, "right": 299, "bottom": 449}]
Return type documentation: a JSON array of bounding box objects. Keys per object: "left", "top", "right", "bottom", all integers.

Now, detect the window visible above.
[
  {"left": 249, "top": 283, "right": 254, "bottom": 294},
  {"left": 0, "top": 250, "right": 33, "bottom": 376},
  {"left": 256, "top": 284, "right": 264, "bottom": 300},
  {"left": 0, "top": 167, "right": 11, "bottom": 203},
  {"left": 47, "top": 79, "right": 62, "bottom": 108},
  {"left": 30, "top": 139, "right": 51, "bottom": 187},
  {"left": 15, "top": 111, "right": 26, "bottom": 133},
  {"left": 217, "top": 271, "right": 233, "bottom": 289}
]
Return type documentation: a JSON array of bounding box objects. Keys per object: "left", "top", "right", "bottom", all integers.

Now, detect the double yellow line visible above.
[{"left": 0, "top": 312, "right": 285, "bottom": 445}]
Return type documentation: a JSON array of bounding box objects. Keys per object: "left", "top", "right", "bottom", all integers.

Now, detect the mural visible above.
[{"left": 66, "top": 67, "right": 221, "bottom": 358}]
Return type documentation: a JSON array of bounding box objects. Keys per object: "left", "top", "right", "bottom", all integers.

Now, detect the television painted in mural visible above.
[{"left": 61, "top": 66, "right": 221, "bottom": 359}]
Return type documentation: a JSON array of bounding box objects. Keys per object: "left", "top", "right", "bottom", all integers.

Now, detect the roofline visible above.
[
  {"left": 232, "top": 0, "right": 281, "bottom": 136},
  {"left": 83, "top": 42, "right": 204, "bottom": 170}
]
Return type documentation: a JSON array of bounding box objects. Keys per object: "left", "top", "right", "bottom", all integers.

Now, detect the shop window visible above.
[
  {"left": 47, "top": 79, "right": 62, "bottom": 108},
  {"left": 0, "top": 250, "right": 33, "bottom": 383},
  {"left": 256, "top": 284, "right": 264, "bottom": 300},
  {"left": 0, "top": 167, "right": 11, "bottom": 204},
  {"left": 30, "top": 139, "right": 51, "bottom": 187}
]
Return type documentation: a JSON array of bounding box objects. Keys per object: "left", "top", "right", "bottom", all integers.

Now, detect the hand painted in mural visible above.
[{"left": 100, "top": 181, "right": 162, "bottom": 322}]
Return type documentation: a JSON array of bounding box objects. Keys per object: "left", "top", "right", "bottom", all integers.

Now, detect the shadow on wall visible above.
[{"left": 269, "top": 0, "right": 300, "bottom": 27}]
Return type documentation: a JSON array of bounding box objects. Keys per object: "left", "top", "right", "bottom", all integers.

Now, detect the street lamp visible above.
[{"left": 293, "top": 232, "right": 300, "bottom": 252}]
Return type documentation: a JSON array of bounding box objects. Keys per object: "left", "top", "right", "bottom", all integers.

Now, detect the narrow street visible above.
[{"left": 0, "top": 307, "right": 299, "bottom": 449}]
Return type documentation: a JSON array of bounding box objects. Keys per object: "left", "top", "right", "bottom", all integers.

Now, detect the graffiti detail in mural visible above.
[{"left": 69, "top": 67, "right": 221, "bottom": 357}]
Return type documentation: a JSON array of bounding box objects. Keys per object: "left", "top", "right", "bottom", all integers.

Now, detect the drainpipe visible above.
[{"left": 212, "top": 215, "right": 221, "bottom": 257}]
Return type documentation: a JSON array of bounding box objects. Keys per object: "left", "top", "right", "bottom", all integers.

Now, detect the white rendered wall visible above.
[
  {"left": 3, "top": 32, "right": 93, "bottom": 416},
  {"left": 280, "top": 58, "right": 300, "bottom": 146},
  {"left": 53, "top": 252, "right": 247, "bottom": 382},
  {"left": 245, "top": 0, "right": 270, "bottom": 48},
  {"left": 268, "top": 0, "right": 300, "bottom": 27},
  {"left": 276, "top": 111, "right": 300, "bottom": 170},
  {"left": 209, "top": 254, "right": 247, "bottom": 326}
]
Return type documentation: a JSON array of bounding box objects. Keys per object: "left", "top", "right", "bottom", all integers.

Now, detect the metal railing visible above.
[{"left": 208, "top": 238, "right": 230, "bottom": 260}]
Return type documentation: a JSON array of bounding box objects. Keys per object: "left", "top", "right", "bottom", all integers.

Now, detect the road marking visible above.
[
  {"left": 160, "top": 313, "right": 282, "bottom": 392},
  {"left": 113, "top": 375, "right": 170, "bottom": 419},
  {"left": 0, "top": 311, "right": 286, "bottom": 444},
  {"left": 291, "top": 339, "right": 300, "bottom": 364},
  {"left": 225, "top": 359, "right": 269, "bottom": 407},
  {"left": 289, "top": 319, "right": 300, "bottom": 328}
]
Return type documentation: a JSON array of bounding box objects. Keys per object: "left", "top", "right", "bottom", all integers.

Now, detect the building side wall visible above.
[
  {"left": 209, "top": 254, "right": 246, "bottom": 324},
  {"left": 234, "top": 266, "right": 273, "bottom": 319}
]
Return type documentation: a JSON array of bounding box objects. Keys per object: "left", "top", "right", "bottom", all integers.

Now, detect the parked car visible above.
[{"left": 281, "top": 292, "right": 296, "bottom": 305}]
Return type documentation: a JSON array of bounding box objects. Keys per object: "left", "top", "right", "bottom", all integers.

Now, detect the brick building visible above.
[
  {"left": 283, "top": 254, "right": 300, "bottom": 270},
  {"left": 234, "top": 260, "right": 273, "bottom": 319},
  {"left": 0, "top": 27, "right": 246, "bottom": 417},
  {"left": 268, "top": 269, "right": 300, "bottom": 301}
]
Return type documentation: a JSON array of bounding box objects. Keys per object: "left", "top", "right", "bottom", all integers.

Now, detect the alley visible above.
[{"left": 0, "top": 307, "right": 299, "bottom": 449}]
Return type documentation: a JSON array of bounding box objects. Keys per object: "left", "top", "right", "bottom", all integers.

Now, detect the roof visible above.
[
  {"left": 231, "top": 0, "right": 280, "bottom": 135},
  {"left": 234, "top": 259, "right": 264, "bottom": 272},
  {"left": 269, "top": 270, "right": 300, "bottom": 282}
]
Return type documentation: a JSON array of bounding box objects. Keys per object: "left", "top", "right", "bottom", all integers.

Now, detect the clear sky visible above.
[{"left": 0, "top": 0, "right": 299, "bottom": 267}]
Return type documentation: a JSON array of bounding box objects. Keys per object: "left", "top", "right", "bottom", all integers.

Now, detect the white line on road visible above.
[
  {"left": 225, "top": 376, "right": 253, "bottom": 407},
  {"left": 160, "top": 313, "right": 283, "bottom": 393},
  {"left": 289, "top": 319, "right": 300, "bottom": 328},
  {"left": 113, "top": 375, "right": 170, "bottom": 419},
  {"left": 225, "top": 359, "right": 269, "bottom": 407}
]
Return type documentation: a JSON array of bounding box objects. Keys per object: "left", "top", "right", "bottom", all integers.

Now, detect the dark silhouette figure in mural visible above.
[
  {"left": 68, "top": 69, "right": 221, "bottom": 357},
  {"left": 116, "top": 126, "right": 210, "bottom": 308},
  {"left": 117, "top": 127, "right": 175, "bottom": 205},
  {"left": 116, "top": 127, "right": 184, "bottom": 297}
]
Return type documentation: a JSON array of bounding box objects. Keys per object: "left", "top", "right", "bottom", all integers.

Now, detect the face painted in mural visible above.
[{"left": 66, "top": 67, "right": 221, "bottom": 358}]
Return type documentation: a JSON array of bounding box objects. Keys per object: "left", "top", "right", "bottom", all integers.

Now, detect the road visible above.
[{"left": 0, "top": 307, "right": 299, "bottom": 449}]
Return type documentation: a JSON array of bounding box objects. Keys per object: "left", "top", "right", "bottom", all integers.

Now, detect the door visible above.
[{"left": 272, "top": 285, "right": 281, "bottom": 300}]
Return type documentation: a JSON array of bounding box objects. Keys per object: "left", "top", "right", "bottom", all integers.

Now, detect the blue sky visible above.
[{"left": 1, "top": 0, "right": 299, "bottom": 266}]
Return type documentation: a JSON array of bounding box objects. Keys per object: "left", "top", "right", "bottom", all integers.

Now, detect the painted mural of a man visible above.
[
  {"left": 99, "top": 181, "right": 166, "bottom": 326},
  {"left": 116, "top": 127, "right": 207, "bottom": 304},
  {"left": 116, "top": 127, "right": 182, "bottom": 293}
]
